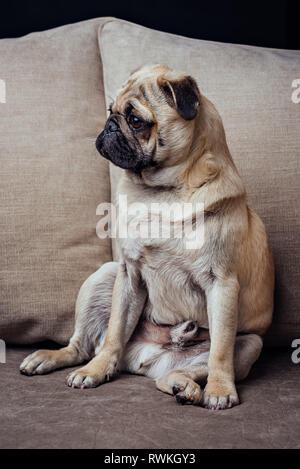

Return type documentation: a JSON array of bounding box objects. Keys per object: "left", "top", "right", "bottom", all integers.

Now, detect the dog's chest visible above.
[
  {"left": 120, "top": 235, "right": 208, "bottom": 326},
  {"left": 117, "top": 186, "right": 210, "bottom": 326},
  {"left": 142, "top": 259, "right": 208, "bottom": 326}
]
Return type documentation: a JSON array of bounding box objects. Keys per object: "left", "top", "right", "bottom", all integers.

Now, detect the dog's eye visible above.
[{"left": 129, "top": 114, "right": 143, "bottom": 130}]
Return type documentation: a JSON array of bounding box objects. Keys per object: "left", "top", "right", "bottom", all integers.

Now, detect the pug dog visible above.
[{"left": 20, "top": 65, "right": 274, "bottom": 410}]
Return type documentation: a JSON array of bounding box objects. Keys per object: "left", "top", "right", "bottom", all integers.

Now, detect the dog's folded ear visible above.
[{"left": 158, "top": 74, "right": 201, "bottom": 120}]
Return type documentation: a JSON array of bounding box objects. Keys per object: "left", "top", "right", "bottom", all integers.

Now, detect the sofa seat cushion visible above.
[{"left": 1, "top": 346, "right": 298, "bottom": 448}]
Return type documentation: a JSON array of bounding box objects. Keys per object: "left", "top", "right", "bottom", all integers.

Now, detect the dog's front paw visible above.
[
  {"left": 66, "top": 367, "right": 103, "bottom": 388},
  {"left": 66, "top": 353, "right": 119, "bottom": 389},
  {"left": 20, "top": 350, "right": 59, "bottom": 375},
  {"left": 202, "top": 379, "right": 239, "bottom": 410}
]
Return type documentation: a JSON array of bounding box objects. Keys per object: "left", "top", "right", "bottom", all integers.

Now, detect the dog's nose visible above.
[{"left": 106, "top": 116, "right": 119, "bottom": 132}]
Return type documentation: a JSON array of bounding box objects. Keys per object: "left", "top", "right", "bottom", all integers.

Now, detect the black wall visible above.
[{"left": 0, "top": 0, "right": 298, "bottom": 49}]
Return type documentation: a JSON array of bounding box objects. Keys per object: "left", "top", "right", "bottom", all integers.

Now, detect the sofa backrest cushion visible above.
[{"left": 0, "top": 19, "right": 112, "bottom": 344}]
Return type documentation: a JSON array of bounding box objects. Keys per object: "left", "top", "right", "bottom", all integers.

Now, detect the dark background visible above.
[{"left": 0, "top": 0, "right": 299, "bottom": 49}]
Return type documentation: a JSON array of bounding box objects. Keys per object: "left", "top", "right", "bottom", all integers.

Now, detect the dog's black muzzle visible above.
[{"left": 95, "top": 115, "right": 151, "bottom": 173}]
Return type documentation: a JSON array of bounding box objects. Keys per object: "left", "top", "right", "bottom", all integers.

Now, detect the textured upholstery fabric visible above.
[
  {"left": 1, "top": 346, "right": 298, "bottom": 448},
  {"left": 0, "top": 19, "right": 112, "bottom": 344},
  {"left": 98, "top": 19, "right": 300, "bottom": 346}
]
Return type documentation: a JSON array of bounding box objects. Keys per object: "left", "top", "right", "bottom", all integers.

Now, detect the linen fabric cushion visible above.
[{"left": 0, "top": 18, "right": 112, "bottom": 344}]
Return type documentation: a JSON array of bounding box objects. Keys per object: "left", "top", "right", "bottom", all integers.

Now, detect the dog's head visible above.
[{"left": 95, "top": 65, "right": 201, "bottom": 174}]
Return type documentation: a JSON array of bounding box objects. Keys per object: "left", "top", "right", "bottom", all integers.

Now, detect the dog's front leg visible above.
[
  {"left": 67, "top": 263, "right": 146, "bottom": 388},
  {"left": 203, "top": 275, "right": 240, "bottom": 409}
]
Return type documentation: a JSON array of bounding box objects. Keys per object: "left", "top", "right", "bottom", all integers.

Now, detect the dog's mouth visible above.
[
  {"left": 95, "top": 129, "right": 156, "bottom": 174},
  {"left": 95, "top": 130, "right": 137, "bottom": 170}
]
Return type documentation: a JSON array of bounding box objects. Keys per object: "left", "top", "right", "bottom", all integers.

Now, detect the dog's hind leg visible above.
[
  {"left": 155, "top": 333, "right": 263, "bottom": 407},
  {"left": 20, "top": 262, "right": 118, "bottom": 376},
  {"left": 126, "top": 330, "right": 262, "bottom": 407},
  {"left": 232, "top": 333, "right": 263, "bottom": 382},
  {"left": 122, "top": 319, "right": 210, "bottom": 405}
]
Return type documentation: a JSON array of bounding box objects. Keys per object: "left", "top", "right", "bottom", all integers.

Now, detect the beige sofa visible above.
[{"left": 0, "top": 17, "right": 299, "bottom": 449}]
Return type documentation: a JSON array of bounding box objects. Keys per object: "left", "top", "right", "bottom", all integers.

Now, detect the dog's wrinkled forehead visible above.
[
  {"left": 113, "top": 64, "right": 200, "bottom": 122},
  {"left": 113, "top": 65, "right": 171, "bottom": 115}
]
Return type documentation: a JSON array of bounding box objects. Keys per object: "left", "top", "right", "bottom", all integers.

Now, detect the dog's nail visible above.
[{"left": 176, "top": 394, "right": 187, "bottom": 405}]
